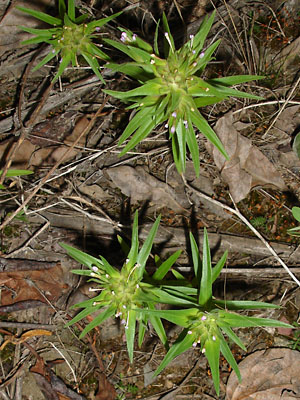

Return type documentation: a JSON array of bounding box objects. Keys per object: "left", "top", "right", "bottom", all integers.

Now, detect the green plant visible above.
[
  {"left": 0, "top": 169, "right": 33, "bottom": 189},
  {"left": 115, "top": 373, "right": 138, "bottom": 399},
  {"left": 17, "top": 0, "right": 121, "bottom": 82},
  {"left": 60, "top": 211, "right": 186, "bottom": 362},
  {"left": 138, "top": 229, "right": 292, "bottom": 395},
  {"left": 287, "top": 206, "right": 300, "bottom": 237},
  {"left": 103, "top": 12, "right": 264, "bottom": 176}
]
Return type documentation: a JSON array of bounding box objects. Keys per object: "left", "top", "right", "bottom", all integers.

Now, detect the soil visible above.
[{"left": 0, "top": 1, "right": 300, "bottom": 399}]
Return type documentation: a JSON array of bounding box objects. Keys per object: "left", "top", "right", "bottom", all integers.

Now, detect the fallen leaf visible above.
[
  {"left": 106, "top": 165, "right": 188, "bottom": 213},
  {"left": 207, "top": 113, "right": 287, "bottom": 202},
  {"left": 226, "top": 348, "right": 300, "bottom": 399},
  {"left": 0, "top": 260, "right": 69, "bottom": 308}
]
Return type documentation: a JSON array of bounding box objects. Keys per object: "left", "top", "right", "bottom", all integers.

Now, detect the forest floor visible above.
[{"left": 0, "top": 0, "right": 300, "bottom": 399}]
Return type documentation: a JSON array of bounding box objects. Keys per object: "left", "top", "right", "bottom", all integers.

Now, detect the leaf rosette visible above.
[
  {"left": 104, "top": 11, "right": 264, "bottom": 176},
  {"left": 61, "top": 211, "right": 185, "bottom": 362},
  {"left": 138, "top": 229, "right": 293, "bottom": 395},
  {"left": 17, "top": 0, "right": 121, "bottom": 82}
]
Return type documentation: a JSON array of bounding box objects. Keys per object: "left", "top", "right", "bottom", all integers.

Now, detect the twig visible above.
[
  {"left": 0, "top": 44, "right": 52, "bottom": 185},
  {"left": 0, "top": 97, "right": 109, "bottom": 230},
  {"left": 49, "top": 342, "right": 78, "bottom": 386},
  {"left": 182, "top": 176, "right": 300, "bottom": 287},
  {"left": 262, "top": 75, "right": 300, "bottom": 138},
  {"left": 4, "top": 220, "right": 50, "bottom": 258},
  {"left": 0, "top": 322, "right": 56, "bottom": 330},
  {"left": 232, "top": 99, "right": 300, "bottom": 114}
]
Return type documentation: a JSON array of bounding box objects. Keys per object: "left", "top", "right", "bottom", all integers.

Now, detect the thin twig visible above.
[
  {"left": 5, "top": 220, "right": 50, "bottom": 258},
  {"left": 0, "top": 97, "right": 109, "bottom": 230},
  {"left": 0, "top": 322, "right": 56, "bottom": 330},
  {"left": 262, "top": 75, "right": 300, "bottom": 138},
  {"left": 49, "top": 342, "right": 78, "bottom": 386},
  {"left": 182, "top": 176, "right": 300, "bottom": 287}
]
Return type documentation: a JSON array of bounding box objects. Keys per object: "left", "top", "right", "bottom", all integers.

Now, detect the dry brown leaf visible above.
[
  {"left": 106, "top": 165, "right": 188, "bottom": 213},
  {"left": 0, "top": 114, "right": 89, "bottom": 168},
  {"left": 226, "top": 348, "right": 300, "bottom": 400},
  {"left": 207, "top": 113, "right": 287, "bottom": 202},
  {"left": 0, "top": 262, "right": 69, "bottom": 308}
]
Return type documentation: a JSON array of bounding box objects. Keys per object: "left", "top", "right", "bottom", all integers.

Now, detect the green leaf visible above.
[
  {"left": 18, "top": 26, "right": 54, "bottom": 38},
  {"left": 119, "top": 115, "right": 158, "bottom": 156},
  {"left": 162, "top": 12, "right": 175, "bottom": 56},
  {"left": 190, "top": 106, "right": 229, "bottom": 160},
  {"left": 65, "top": 304, "right": 101, "bottom": 327},
  {"left": 219, "top": 335, "right": 241, "bottom": 381},
  {"left": 154, "top": 18, "right": 160, "bottom": 55},
  {"left": 138, "top": 308, "right": 197, "bottom": 327},
  {"left": 153, "top": 329, "right": 196, "bottom": 376},
  {"left": 60, "top": 243, "right": 103, "bottom": 269},
  {"left": 117, "top": 235, "right": 130, "bottom": 257},
  {"left": 125, "top": 309, "right": 136, "bottom": 363},
  {"left": 80, "top": 306, "right": 115, "bottom": 338},
  {"left": 126, "top": 211, "right": 139, "bottom": 270},
  {"left": 185, "top": 122, "right": 200, "bottom": 177},
  {"left": 81, "top": 52, "right": 105, "bottom": 84},
  {"left": 106, "top": 81, "right": 163, "bottom": 99},
  {"left": 148, "top": 303, "right": 168, "bottom": 349},
  {"left": 193, "top": 11, "right": 216, "bottom": 50},
  {"left": 87, "top": 12, "right": 122, "bottom": 30},
  {"left": 213, "top": 299, "right": 280, "bottom": 310},
  {"left": 293, "top": 133, "right": 300, "bottom": 159},
  {"left": 67, "top": 0, "right": 75, "bottom": 21},
  {"left": 0, "top": 169, "right": 33, "bottom": 178},
  {"left": 218, "top": 311, "right": 293, "bottom": 329},
  {"left": 136, "top": 215, "right": 161, "bottom": 278},
  {"left": 212, "top": 251, "right": 227, "bottom": 283},
  {"left": 138, "top": 313, "right": 147, "bottom": 348},
  {"left": 58, "top": 0, "right": 66, "bottom": 19},
  {"left": 33, "top": 50, "right": 59, "bottom": 72},
  {"left": 207, "top": 81, "right": 264, "bottom": 100},
  {"left": 152, "top": 250, "right": 181, "bottom": 280},
  {"left": 198, "top": 228, "right": 212, "bottom": 307},
  {"left": 99, "top": 256, "right": 120, "bottom": 278},
  {"left": 204, "top": 337, "right": 220, "bottom": 395},
  {"left": 189, "top": 232, "right": 200, "bottom": 280},
  {"left": 292, "top": 206, "right": 300, "bottom": 222},
  {"left": 16, "top": 6, "right": 62, "bottom": 26},
  {"left": 211, "top": 75, "right": 265, "bottom": 86},
  {"left": 52, "top": 52, "right": 72, "bottom": 82},
  {"left": 219, "top": 324, "right": 246, "bottom": 351},
  {"left": 105, "top": 62, "right": 152, "bottom": 81}
]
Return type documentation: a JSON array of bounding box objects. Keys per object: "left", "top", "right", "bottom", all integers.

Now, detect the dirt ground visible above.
[{"left": 0, "top": 0, "right": 300, "bottom": 399}]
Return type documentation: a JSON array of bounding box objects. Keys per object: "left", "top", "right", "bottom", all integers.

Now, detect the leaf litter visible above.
[{"left": 0, "top": 1, "right": 300, "bottom": 399}]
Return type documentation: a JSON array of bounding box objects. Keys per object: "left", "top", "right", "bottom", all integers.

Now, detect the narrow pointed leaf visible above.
[
  {"left": 79, "top": 305, "right": 115, "bottom": 338},
  {"left": 153, "top": 330, "right": 196, "bottom": 376},
  {"left": 152, "top": 250, "right": 181, "bottom": 280},
  {"left": 67, "top": 0, "right": 75, "bottom": 21},
  {"left": 126, "top": 210, "right": 139, "bottom": 269},
  {"left": 136, "top": 215, "right": 161, "bottom": 278},
  {"left": 220, "top": 335, "right": 241, "bottom": 381},
  {"left": 65, "top": 305, "right": 101, "bottom": 327},
  {"left": 16, "top": 6, "right": 62, "bottom": 26},
  {"left": 198, "top": 228, "right": 212, "bottom": 306},
  {"left": 212, "top": 250, "right": 227, "bottom": 283},
  {"left": 189, "top": 232, "right": 200, "bottom": 280},
  {"left": 125, "top": 309, "right": 136, "bottom": 363},
  {"left": 220, "top": 325, "right": 247, "bottom": 351},
  {"left": 205, "top": 338, "right": 220, "bottom": 395}
]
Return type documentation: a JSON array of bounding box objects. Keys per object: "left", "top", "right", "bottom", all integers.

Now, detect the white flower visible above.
[{"left": 120, "top": 32, "right": 127, "bottom": 42}]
